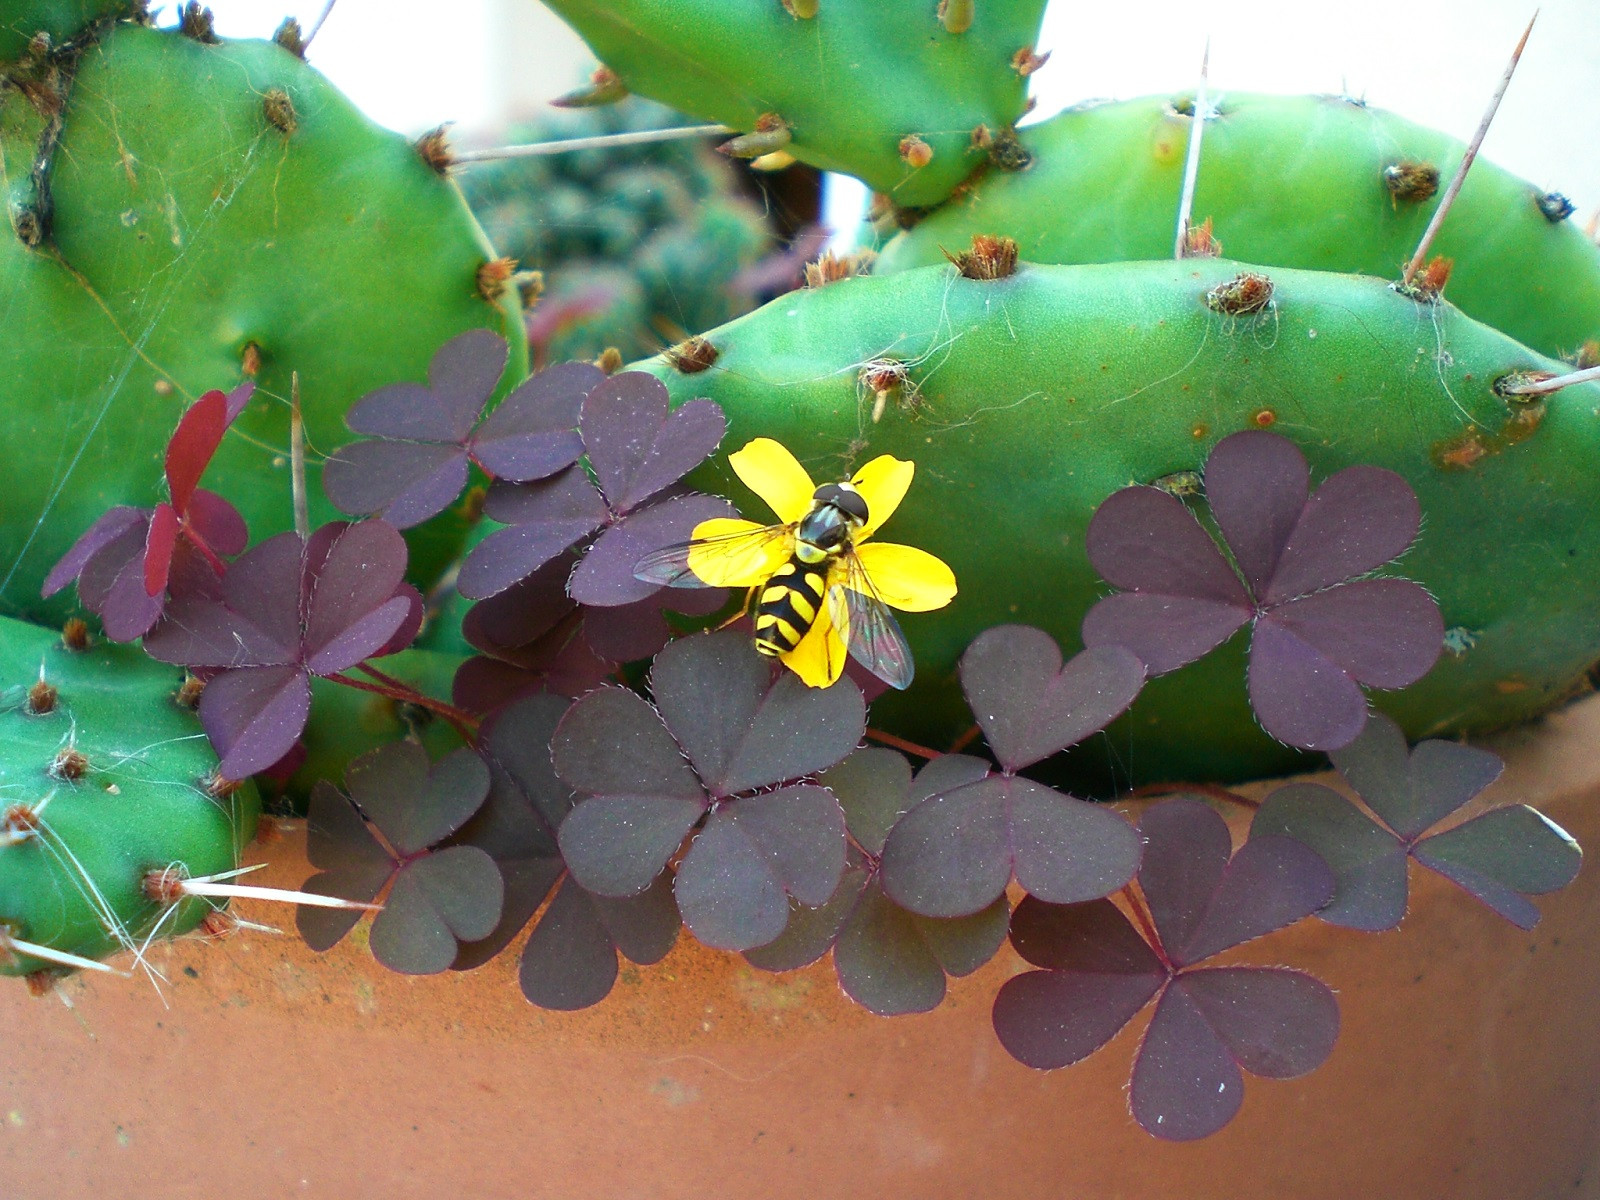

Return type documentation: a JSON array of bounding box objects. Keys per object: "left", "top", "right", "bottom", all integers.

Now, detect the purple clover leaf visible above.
[
  {"left": 455, "top": 547, "right": 728, "bottom": 687},
  {"left": 457, "top": 371, "right": 729, "bottom": 604},
  {"left": 879, "top": 626, "right": 1145, "bottom": 918},
  {"left": 449, "top": 556, "right": 616, "bottom": 715},
  {"left": 1251, "top": 715, "right": 1581, "bottom": 930},
  {"left": 297, "top": 741, "right": 503, "bottom": 975},
  {"left": 43, "top": 384, "right": 253, "bottom": 639},
  {"left": 447, "top": 695, "right": 569, "bottom": 970},
  {"left": 518, "top": 873, "right": 682, "bottom": 1010},
  {"left": 1082, "top": 430, "right": 1443, "bottom": 751},
  {"left": 142, "top": 520, "right": 421, "bottom": 778},
  {"left": 992, "top": 797, "right": 1339, "bottom": 1141},
  {"left": 323, "top": 330, "right": 602, "bottom": 528},
  {"left": 448, "top": 693, "right": 681, "bottom": 1008},
  {"left": 745, "top": 747, "right": 1011, "bottom": 1015},
  {"left": 550, "top": 629, "right": 864, "bottom": 952}
]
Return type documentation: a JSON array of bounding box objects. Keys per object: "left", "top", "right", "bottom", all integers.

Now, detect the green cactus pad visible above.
[
  {"left": 537, "top": 0, "right": 1048, "bottom": 207},
  {"left": 0, "top": 21, "right": 525, "bottom": 623},
  {"left": 642, "top": 258, "right": 1600, "bottom": 783},
  {"left": 0, "top": 0, "right": 136, "bottom": 63},
  {"left": 875, "top": 93, "right": 1600, "bottom": 361},
  {"left": 0, "top": 615, "right": 259, "bottom": 976}
]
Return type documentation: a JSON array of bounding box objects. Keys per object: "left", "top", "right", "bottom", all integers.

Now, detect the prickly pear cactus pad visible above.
[
  {"left": 0, "top": 19, "right": 525, "bottom": 623},
  {"left": 645, "top": 257, "right": 1600, "bottom": 782},
  {"left": 875, "top": 93, "right": 1600, "bottom": 361},
  {"left": 0, "top": 0, "right": 137, "bottom": 63},
  {"left": 537, "top": 0, "right": 1049, "bottom": 207},
  {"left": 0, "top": 615, "right": 259, "bottom": 976}
]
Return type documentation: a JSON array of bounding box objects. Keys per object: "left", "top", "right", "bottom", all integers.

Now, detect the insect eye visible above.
[{"left": 814, "top": 482, "right": 869, "bottom": 522}]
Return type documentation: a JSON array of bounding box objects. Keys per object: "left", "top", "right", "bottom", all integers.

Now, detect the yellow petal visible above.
[
  {"left": 730, "top": 438, "right": 815, "bottom": 524},
  {"left": 780, "top": 591, "right": 849, "bottom": 688},
  {"left": 850, "top": 542, "right": 957, "bottom": 612},
  {"left": 686, "top": 518, "right": 793, "bottom": 587},
  {"left": 851, "top": 455, "right": 914, "bottom": 539}
]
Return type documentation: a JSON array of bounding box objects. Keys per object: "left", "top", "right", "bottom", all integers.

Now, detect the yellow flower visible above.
[{"left": 686, "top": 438, "right": 957, "bottom": 688}]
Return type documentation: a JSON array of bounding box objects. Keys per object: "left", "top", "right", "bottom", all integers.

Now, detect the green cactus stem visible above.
[
  {"left": 640, "top": 255, "right": 1600, "bottom": 783},
  {"left": 874, "top": 93, "right": 1600, "bottom": 362},
  {"left": 536, "top": 0, "right": 1048, "bottom": 207},
  {"left": 0, "top": 0, "right": 140, "bottom": 65},
  {"left": 0, "top": 615, "right": 259, "bottom": 977}
]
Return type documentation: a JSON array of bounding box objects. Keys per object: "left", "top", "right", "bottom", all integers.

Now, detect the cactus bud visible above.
[
  {"left": 552, "top": 66, "right": 629, "bottom": 108},
  {"left": 718, "top": 114, "right": 792, "bottom": 159},
  {"left": 899, "top": 135, "right": 934, "bottom": 170},
  {"left": 938, "top": 0, "right": 975, "bottom": 34}
]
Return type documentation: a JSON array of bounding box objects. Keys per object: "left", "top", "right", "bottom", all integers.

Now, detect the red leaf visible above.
[
  {"left": 166, "top": 390, "right": 231, "bottom": 514},
  {"left": 144, "top": 503, "right": 179, "bottom": 597}
]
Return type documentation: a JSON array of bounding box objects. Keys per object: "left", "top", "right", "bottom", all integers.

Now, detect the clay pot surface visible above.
[{"left": 4, "top": 697, "right": 1600, "bottom": 1199}]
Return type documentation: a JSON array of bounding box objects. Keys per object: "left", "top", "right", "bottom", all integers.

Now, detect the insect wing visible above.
[
  {"left": 829, "top": 551, "right": 914, "bottom": 690},
  {"left": 633, "top": 521, "right": 795, "bottom": 589}
]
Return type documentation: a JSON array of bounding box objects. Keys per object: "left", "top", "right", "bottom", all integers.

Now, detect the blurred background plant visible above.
[{"left": 457, "top": 96, "right": 774, "bottom": 367}]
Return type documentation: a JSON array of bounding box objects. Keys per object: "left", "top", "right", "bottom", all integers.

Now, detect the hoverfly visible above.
[{"left": 633, "top": 478, "right": 916, "bottom": 689}]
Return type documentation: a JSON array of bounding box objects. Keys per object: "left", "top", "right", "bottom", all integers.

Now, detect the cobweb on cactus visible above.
[{"left": 1, "top": 13, "right": 531, "bottom": 626}]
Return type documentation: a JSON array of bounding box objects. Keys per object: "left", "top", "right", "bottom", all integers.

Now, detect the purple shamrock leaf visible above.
[
  {"left": 880, "top": 627, "right": 1144, "bottom": 918},
  {"left": 143, "top": 521, "right": 420, "bottom": 778},
  {"left": 297, "top": 742, "right": 502, "bottom": 975},
  {"left": 581, "top": 582, "right": 728, "bottom": 662},
  {"left": 566, "top": 490, "right": 732, "bottom": 607},
  {"left": 743, "top": 748, "right": 1010, "bottom": 1016},
  {"left": 324, "top": 330, "right": 602, "bottom": 528},
  {"left": 447, "top": 693, "right": 681, "bottom": 1004},
  {"left": 519, "top": 873, "right": 681, "bottom": 1010},
  {"left": 993, "top": 797, "right": 1339, "bottom": 1141},
  {"left": 459, "top": 370, "right": 728, "bottom": 605},
  {"left": 1082, "top": 430, "right": 1443, "bottom": 751},
  {"left": 581, "top": 373, "right": 726, "bottom": 513},
  {"left": 551, "top": 630, "right": 862, "bottom": 952},
  {"left": 1252, "top": 715, "right": 1581, "bottom": 930},
  {"left": 44, "top": 385, "right": 253, "bottom": 639},
  {"left": 450, "top": 554, "right": 617, "bottom": 712},
  {"left": 456, "top": 467, "right": 609, "bottom": 599},
  {"left": 452, "top": 637, "right": 615, "bottom": 716},
  {"left": 461, "top": 554, "right": 580, "bottom": 660},
  {"left": 455, "top": 539, "right": 725, "bottom": 683},
  {"left": 832, "top": 870, "right": 1010, "bottom": 1016}
]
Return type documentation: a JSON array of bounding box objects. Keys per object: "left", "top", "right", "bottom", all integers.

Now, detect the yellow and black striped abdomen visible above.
[{"left": 753, "top": 557, "right": 830, "bottom": 656}]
